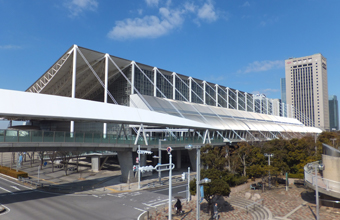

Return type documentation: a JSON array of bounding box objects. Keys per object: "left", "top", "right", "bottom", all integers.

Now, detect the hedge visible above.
[{"left": 0, "top": 166, "right": 28, "bottom": 178}]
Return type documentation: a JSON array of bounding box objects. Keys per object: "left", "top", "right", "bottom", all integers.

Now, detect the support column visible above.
[
  {"left": 203, "top": 81, "right": 206, "bottom": 105},
  {"left": 253, "top": 94, "right": 255, "bottom": 112},
  {"left": 236, "top": 90, "right": 239, "bottom": 110},
  {"left": 131, "top": 61, "right": 135, "bottom": 95},
  {"left": 215, "top": 84, "right": 219, "bottom": 107},
  {"left": 188, "top": 150, "right": 197, "bottom": 171},
  {"left": 176, "top": 150, "right": 181, "bottom": 170},
  {"left": 117, "top": 151, "right": 135, "bottom": 183},
  {"left": 103, "top": 54, "right": 109, "bottom": 137},
  {"left": 91, "top": 155, "right": 100, "bottom": 172},
  {"left": 245, "top": 92, "right": 248, "bottom": 111},
  {"left": 70, "top": 45, "right": 77, "bottom": 134},
  {"left": 189, "top": 77, "right": 192, "bottom": 103},
  {"left": 226, "top": 87, "right": 229, "bottom": 108},
  {"left": 172, "top": 72, "right": 176, "bottom": 100},
  {"left": 153, "top": 67, "right": 157, "bottom": 97}
]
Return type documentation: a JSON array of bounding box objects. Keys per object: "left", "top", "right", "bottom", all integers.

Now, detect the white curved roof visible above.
[
  {"left": 0, "top": 89, "right": 215, "bottom": 130},
  {"left": 130, "top": 94, "right": 322, "bottom": 133}
]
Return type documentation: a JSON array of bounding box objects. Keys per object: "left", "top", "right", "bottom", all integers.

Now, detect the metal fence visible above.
[
  {"left": 304, "top": 161, "right": 340, "bottom": 194},
  {"left": 0, "top": 129, "right": 219, "bottom": 145}
]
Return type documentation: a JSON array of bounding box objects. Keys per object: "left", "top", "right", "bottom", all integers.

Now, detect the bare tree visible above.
[
  {"left": 48, "top": 151, "right": 58, "bottom": 173},
  {"left": 58, "top": 151, "right": 72, "bottom": 176},
  {"left": 71, "top": 151, "right": 82, "bottom": 173},
  {"left": 38, "top": 151, "right": 45, "bottom": 169}
]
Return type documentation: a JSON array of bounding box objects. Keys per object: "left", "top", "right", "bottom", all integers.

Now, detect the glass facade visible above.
[
  {"left": 191, "top": 80, "right": 204, "bottom": 104},
  {"left": 156, "top": 72, "right": 172, "bottom": 99},
  {"left": 175, "top": 76, "right": 189, "bottom": 101},
  {"left": 280, "top": 78, "right": 286, "bottom": 104},
  {"left": 135, "top": 67, "right": 154, "bottom": 97},
  {"left": 228, "top": 88, "right": 237, "bottom": 109},
  {"left": 205, "top": 82, "right": 216, "bottom": 106},
  {"left": 329, "top": 95, "right": 339, "bottom": 130},
  {"left": 217, "top": 87, "right": 228, "bottom": 108}
]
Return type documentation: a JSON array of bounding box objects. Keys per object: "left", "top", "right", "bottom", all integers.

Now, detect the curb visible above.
[{"left": 0, "top": 206, "right": 6, "bottom": 213}]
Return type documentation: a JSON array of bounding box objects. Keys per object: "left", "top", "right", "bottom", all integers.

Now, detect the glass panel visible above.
[{"left": 43, "top": 131, "right": 54, "bottom": 142}]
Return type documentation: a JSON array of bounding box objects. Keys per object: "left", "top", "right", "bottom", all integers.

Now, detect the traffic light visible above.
[{"left": 167, "top": 146, "right": 172, "bottom": 154}]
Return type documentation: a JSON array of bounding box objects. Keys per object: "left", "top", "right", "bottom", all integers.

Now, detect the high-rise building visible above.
[
  {"left": 280, "top": 78, "right": 286, "bottom": 104},
  {"left": 329, "top": 95, "right": 339, "bottom": 130},
  {"left": 285, "top": 53, "right": 329, "bottom": 130}
]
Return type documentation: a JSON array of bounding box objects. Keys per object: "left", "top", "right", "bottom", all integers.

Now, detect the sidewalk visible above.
[{"left": 3, "top": 153, "right": 192, "bottom": 195}]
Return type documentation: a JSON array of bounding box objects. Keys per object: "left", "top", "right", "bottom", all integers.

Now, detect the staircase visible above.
[{"left": 226, "top": 196, "right": 272, "bottom": 220}]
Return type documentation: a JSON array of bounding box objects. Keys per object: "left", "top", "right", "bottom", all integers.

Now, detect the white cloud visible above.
[
  {"left": 64, "top": 0, "right": 98, "bottom": 17},
  {"left": 107, "top": 7, "right": 184, "bottom": 40},
  {"left": 0, "top": 45, "right": 21, "bottom": 50},
  {"left": 260, "top": 16, "right": 279, "bottom": 27},
  {"left": 241, "top": 60, "right": 284, "bottom": 73},
  {"left": 197, "top": 1, "right": 218, "bottom": 22},
  {"left": 145, "top": 0, "right": 159, "bottom": 7},
  {"left": 241, "top": 1, "right": 250, "bottom": 7},
  {"left": 107, "top": 0, "right": 220, "bottom": 40}
]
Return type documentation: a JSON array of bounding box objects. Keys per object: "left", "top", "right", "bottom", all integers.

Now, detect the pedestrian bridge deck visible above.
[{"left": 0, "top": 129, "right": 230, "bottom": 152}]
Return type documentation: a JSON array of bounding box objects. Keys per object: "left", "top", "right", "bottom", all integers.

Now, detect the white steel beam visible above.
[{"left": 153, "top": 67, "right": 157, "bottom": 97}]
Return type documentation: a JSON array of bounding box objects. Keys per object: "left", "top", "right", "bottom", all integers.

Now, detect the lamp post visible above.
[
  {"left": 264, "top": 153, "right": 274, "bottom": 188},
  {"left": 185, "top": 145, "right": 201, "bottom": 220},
  {"left": 167, "top": 147, "right": 173, "bottom": 220},
  {"left": 138, "top": 145, "right": 141, "bottom": 189},
  {"left": 187, "top": 167, "right": 190, "bottom": 202},
  {"left": 158, "top": 139, "right": 166, "bottom": 184},
  {"left": 330, "top": 138, "right": 336, "bottom": 147},
  {"left": 308, "top": 162, "right": 324, "bottom": 220}
]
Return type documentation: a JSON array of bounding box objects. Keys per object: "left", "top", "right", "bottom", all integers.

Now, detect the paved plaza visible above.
[{"left": 148, "top": 184, "right": 340, "bottom": 220}]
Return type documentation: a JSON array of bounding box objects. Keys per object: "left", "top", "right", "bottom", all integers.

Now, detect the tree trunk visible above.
[
  {"left": 243, "top": 155, "right": 246, "bottom": 177},
  {"left": 76, "top": 156, "right": 79, "bottom": 173}
]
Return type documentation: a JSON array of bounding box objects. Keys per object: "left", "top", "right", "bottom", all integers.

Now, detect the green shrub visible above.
[
  {"left": 0, "top": 166, "right": 28, "bottom": 178},
  {"left": 288, "top": 173, "right": 304, "bottom": 179}
]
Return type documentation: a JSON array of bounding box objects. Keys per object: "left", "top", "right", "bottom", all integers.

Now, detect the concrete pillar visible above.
[
  {"left": 91, "top": 155, "right": 100, "bottom": 172},
  {"left": 176, "top": 150, "right": 182, "bottom": 170},
  {"left": 140, "top": 154, "right": 147, "bottom": 167},
  {"left": 188, "top": 150, "right": 197, "bottom": 171},
  {"left": 117, "top": 151, "right": 134, "bottom": 183}
]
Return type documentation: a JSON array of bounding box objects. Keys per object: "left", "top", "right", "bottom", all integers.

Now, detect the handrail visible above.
[
  {"left": 0, "top": 129, "right": 219, "bottom": 146},
  {"left": 246, "top": 198, "right": 264, "bottom": 214},
  {"left": 304, "top": 161, "right": 340, "bottom": 194}
]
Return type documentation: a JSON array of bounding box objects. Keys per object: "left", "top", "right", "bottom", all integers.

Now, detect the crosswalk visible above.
[
  {"left": 0, "top": 176, "right": 33, "bottom": 196},
  {"left": 108, "top": 191, "right": 176, "bottom": 211}
]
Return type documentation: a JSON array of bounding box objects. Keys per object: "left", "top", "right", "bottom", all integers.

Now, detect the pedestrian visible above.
[
  {"left": 174, "top": 198, "right": 182, "bottom": 214},
  {"left": 213, "top": 203, "right": 218, "bottom": 219}
]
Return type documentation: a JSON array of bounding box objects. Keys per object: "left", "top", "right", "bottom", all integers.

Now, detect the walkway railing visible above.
[
  {"left": 304, "top": 161, "right": 340, "bottom": 194},
  {"left": 0, "top": 129, "right": 225, "bottom": 146}
]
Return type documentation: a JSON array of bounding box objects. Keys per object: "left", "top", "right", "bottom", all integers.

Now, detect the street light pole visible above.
[
  {"left": 138, "top": 144, "right": 141, "bottom": 190},
  {"left": 264, "top": 153, "right": 274, "bottom": 188},
  {"left": 158, "top": 139, "right": 166, "bottom": 184},
  {"left": 185, "top": 144, "right": 201, "bottom": 220},
  {"left": 196, "top": 147, "right": 201, "bottom": 220},
  {"left": 315, "top": 165, "right": 319, "bottom": 220},
  {"left": 168, "top": 147, "right": 173, "bottom": 220},
  {"left": 187, "top": 167, "right": 190, "bottom": 202}
]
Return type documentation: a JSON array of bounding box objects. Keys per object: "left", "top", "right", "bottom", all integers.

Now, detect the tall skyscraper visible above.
[
  {"left": 285, "top": 53, "right": 329, "bottom": 130},
  {"left": 329, "top": 95, "right": 339, "bottom": 130},
  {"left": 280, "top": 78, "right": 286, "bottom": 104}
]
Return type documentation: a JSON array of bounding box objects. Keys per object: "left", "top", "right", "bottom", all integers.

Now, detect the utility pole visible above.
[{"left": 264, "top": 153, "right": 274, "bottom": 188}]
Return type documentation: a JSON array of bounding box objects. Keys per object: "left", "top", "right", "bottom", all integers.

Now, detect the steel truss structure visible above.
[{"left": 25, "top": 45, "right": 321, "bottom": 145}]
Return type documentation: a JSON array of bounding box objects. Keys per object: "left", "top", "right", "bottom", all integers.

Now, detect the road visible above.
[{"left": 0, "top": 176, "right": 188, "bottom": 220}]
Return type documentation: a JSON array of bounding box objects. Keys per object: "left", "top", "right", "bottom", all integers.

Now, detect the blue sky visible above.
[{"left": 1, "top": 0, "right": 339, "bottom": 100}]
